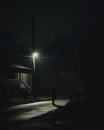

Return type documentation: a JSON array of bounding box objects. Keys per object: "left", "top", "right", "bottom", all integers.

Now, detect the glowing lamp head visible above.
[{"left": 32, "top": 52, "right": 39, "bottom": 58}]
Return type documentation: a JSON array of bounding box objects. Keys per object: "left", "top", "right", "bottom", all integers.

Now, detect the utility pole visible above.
[
  {"left": 32, "top": 16, "right": 36, "bottom": 97},
  {"left": 32, "top": 16, "right": 35, "bottom": 52}
]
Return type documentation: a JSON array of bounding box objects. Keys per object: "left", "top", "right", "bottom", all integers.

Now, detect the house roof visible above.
[{"left": 9, "top": 63, "right": 32, "bottom": 73}]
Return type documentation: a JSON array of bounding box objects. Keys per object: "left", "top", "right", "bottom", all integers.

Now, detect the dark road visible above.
[{"left": 0, "top": 100, "right": 69, "bottom": 129}]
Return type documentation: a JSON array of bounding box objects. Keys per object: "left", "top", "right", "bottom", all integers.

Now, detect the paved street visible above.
[{"left": 0, "top": 99, "right": 69, "bottom": 129}]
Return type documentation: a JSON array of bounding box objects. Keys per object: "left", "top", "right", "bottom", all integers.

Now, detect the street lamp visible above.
[
  {"left": 32, "top": 52, "right": 49, "bottom": 97},
  {"left": 32, "top": 52, "right": 39, "bottom": 97},
  {"left": 32, "top": 52, "right": 39, "bottom": 59},
  {"left": 32, "top": 52, "right": 39, "bottom": 70}
]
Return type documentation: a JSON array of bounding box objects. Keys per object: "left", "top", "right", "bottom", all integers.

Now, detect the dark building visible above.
[{"left": 0, "top": 63, "right": 32, "bottom": 98}]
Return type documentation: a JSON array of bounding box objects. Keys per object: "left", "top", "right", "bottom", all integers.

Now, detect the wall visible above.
[{"left": 21, "top": 73, "right": 32, "bottom": 88}]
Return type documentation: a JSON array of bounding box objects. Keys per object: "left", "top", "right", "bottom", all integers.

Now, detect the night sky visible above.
[
  {"left": 0, "top": 0, "right": 99, "bottom": 97},
  {"left": 1, "top": 1, "right": 80, "bottom": 54},
  {"left": 0, "top": 0, "right": 100, "bottom": 54}
]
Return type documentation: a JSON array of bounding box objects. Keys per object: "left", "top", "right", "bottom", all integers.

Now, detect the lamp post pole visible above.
[{"left": 32, "top": 16, "right": 36, "bottom": 97}]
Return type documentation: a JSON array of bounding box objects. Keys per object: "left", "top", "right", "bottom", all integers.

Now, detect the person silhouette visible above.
[{"left": 51, "top": 87, "right": 56, "bottom": 105}]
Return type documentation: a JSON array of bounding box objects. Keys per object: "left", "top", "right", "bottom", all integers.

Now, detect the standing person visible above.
[{"left": 51, "top": 87, "right": 56, "bottom": 106}]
